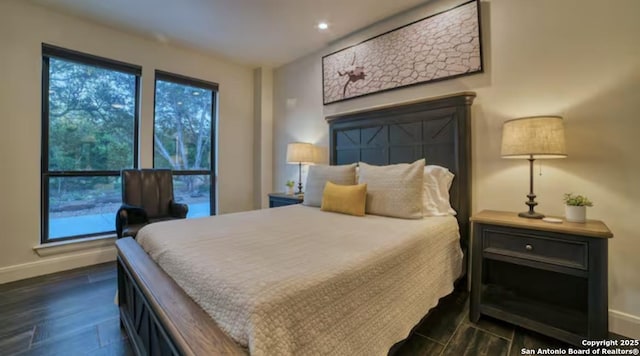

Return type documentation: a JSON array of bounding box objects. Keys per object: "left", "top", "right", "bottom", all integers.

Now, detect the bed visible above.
[{"left": 116, "top": 91, "right": 476, "bottom": 356}]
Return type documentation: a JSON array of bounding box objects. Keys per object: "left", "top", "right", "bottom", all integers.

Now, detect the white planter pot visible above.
[
  {"left": 565, "top": 205, "right": 586, "bottom": 223},
  {"left": 287, "top": 186, "right": 294, "bottom": 195}
]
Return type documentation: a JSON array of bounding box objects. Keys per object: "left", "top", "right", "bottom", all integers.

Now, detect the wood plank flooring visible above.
[
  {"left": 391, "top": 284, "right": 628, "bottom": 356},
  {"left": 0, "top": 263, "right": 130, "bottom": 355},
  {"left": 0, "top": 263, "right": 622, "bottom": 355}
]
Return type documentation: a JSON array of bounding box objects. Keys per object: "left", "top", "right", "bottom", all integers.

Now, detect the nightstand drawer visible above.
[{"left": 483, "top": 228, "right": 588, "bottom": 270}]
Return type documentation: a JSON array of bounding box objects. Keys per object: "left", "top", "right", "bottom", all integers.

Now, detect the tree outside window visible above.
[
  {"left": 42, "top": 45, "right": 140, "bottom": 241},
  {"left": 153, "top": 72, "right": 217, "bottom": 217}
]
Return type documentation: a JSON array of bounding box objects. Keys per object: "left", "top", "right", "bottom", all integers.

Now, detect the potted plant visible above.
[
  {"left": 563, "top": 193, "right": 593, "bottom": 223},
  {"left": 285, "top": 180, "right": 295, "bottom": 195}
]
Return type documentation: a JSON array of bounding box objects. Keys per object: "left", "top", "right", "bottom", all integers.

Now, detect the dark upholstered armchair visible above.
[{"left": 115, "top": 169, "right": 188, "bottom": 239}]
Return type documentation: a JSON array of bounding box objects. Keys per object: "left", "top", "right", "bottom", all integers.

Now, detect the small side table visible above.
[
  {"left": 469, "top": 210, "right": 613, "bottom": 346},
  {"left": 268, "top": 193, "right": 303, "bottom": 208}
]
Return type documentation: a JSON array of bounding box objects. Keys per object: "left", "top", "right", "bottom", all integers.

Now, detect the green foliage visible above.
[
  {"left": 153, "top": 81, "right": 212, "bottom": 171},
  {"left": 563, "top": 193, "right": 593, "bottom": 207},
  {"left": 46, "top": 58, "right": 213, "bottom": 200},
  {"left": 285, "top": 180, "right": 295, "bottom": 188},
  {"left": 49, "top": 176, "right": 119, "bottom": 206},
  {"left": 48, "top": 58, "right": 135, "bottom": 172}
]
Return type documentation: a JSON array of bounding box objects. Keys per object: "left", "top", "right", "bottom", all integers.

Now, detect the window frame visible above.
[
  {"left": 41, "top": 44, "right": 142, "bottom": 243},
  {"left": 152, "top": 70, "right": 218, "bottom": 217}
]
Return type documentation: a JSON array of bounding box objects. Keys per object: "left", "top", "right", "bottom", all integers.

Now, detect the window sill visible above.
[{"left": 33, "top": 234, "right": 117, "bottom": 257}]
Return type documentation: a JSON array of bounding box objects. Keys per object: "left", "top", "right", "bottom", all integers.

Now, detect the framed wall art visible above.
[{"left": 322, "top": 0, "right": 482, "bottom": 105}]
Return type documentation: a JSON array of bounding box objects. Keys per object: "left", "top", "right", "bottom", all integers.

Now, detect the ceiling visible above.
[{"left": 32, "top": 0, "right": 430, "bottom": 67}]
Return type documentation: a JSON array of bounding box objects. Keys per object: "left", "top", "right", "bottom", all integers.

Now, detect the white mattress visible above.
[{"left": 137, "top": 205, "right": 463, "bottom": 356}]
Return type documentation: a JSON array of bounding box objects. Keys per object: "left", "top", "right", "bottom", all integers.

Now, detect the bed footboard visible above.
[{"left": 116, "top": 237, "right": 244, "bottom": 356}]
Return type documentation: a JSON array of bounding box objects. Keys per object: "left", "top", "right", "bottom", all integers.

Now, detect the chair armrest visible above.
[
  {"left": 120, "top": 204, "right": 149, "bottom": 222},
  {"left": 169, "top": 201, "right": 189, "bottom": 219},
  {"left": 116, "top": 204, "right": 149, "bottom": 238}
]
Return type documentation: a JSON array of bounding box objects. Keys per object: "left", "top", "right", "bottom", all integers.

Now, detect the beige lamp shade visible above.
[
  {"left": 286, "top": 142, "right": 315, "bottom": 164},
  {"left": 501, "top": 116, "right": 567, "bottom": 159}
]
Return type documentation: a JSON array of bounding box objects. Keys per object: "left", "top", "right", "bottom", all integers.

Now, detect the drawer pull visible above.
[{"left": 525, "top": 244, "right": 534, "bottom": 251}]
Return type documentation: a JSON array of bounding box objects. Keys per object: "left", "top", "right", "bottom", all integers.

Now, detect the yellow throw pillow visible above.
[{"left": 321, "top": 181, "right": 367, "bottom": 217}]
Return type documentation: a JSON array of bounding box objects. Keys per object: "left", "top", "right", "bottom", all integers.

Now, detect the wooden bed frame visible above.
[{"left": 116, "top": 91, "right": 476, "bottom": 356}]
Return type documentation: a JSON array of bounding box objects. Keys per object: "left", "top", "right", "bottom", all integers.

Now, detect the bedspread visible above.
[{"left": 137, "top": 205, "right": 462, "bottom": 356}]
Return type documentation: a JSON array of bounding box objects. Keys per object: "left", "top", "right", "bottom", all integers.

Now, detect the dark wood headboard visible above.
[{"left": 326, "top": 92, "right": 476, "bottom": 250}]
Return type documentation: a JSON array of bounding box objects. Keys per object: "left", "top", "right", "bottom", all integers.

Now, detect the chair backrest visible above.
[{"left": 121, "top": 169, "right": 175, "bottom": 219}]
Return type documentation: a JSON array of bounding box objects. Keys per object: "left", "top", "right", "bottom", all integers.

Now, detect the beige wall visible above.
[
  {"left": 0, "top": 0, "right": 254, "bottom": 279},
  {"left": 274, "top": 0, "right": 640, "bottom": 337},
  {"left": 253, "top": 67, "right": 274, "bottom": 209}
]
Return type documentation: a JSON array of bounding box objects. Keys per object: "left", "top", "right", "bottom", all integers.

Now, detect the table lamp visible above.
[
  {"left": 501, "top": 116, "right": 567, "bottom": 219},
  {"left": 286, "top": 142, "right": 315, "bottom": 195}
]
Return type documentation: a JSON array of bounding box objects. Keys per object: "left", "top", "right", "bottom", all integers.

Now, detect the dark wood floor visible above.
[
  {"left": 0, "top": 262, "right": 130, "bottom": 355},
  {"left": 0, "top": 263, "right": 608, "bottom": 355},
  {"left": 392, "top": 288, "right": 576, "bottom": 356}
]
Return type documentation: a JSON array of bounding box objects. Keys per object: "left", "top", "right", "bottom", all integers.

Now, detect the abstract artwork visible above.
[{"left": 322, "top": 0, "right": 482, "bottom": 105}]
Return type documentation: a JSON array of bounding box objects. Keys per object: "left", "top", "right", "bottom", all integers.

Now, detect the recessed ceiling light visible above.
[
  {"left": 193, "top": 91, "right": 200, "bottom": 96},
  {"left": 317, "top": 22, "right": 328, "bottom": 30}
]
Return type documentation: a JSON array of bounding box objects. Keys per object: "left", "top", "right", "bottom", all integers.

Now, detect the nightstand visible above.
[
  {"left": 469, "top": 210, "right": 613, "bottom": 346},
  {"left": 268, "top": 193, "right": 303, "bottom": 208}
]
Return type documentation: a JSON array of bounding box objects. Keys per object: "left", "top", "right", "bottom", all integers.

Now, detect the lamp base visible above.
[
  {"left": 518, "top": 157, "right": 544, "bottom": 220},
  {"left": 518, "top": 211, "right": 545, "bottom": 219}
]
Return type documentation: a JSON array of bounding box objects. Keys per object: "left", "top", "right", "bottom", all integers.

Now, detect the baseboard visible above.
[
  {"left": 0, "top": 246, "right": 116, "bottom": 284},
  {"left": 610, "top": 309, "right": 640, "bottom": 339}
]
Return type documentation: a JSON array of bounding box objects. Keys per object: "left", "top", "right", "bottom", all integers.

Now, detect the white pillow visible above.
[
  {"left": 422, "top": 165, "right": 456, "bottom": 216},
  {"left": 358, "top": 159, "right": 425, "bottom": 219},
  {"left": 303, "top": 164, "right": 357, "bottom": 207}
]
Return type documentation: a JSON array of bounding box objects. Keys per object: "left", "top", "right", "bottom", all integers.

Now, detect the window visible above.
[
  {"left": 153, "top": 71, "right": 217, "bottom": 217},
  {"left": 42, "top": 44, "right": 141, "bottom": 242}
]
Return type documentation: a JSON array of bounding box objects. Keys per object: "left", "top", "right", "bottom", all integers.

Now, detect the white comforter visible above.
[{"left": 137, "top": 205, "right": 462, "bottom": 356}]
